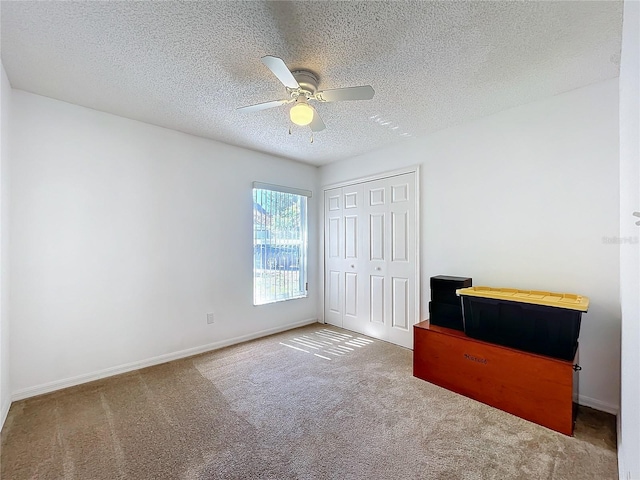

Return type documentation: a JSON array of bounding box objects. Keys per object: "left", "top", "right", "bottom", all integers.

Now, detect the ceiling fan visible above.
[{"left": 237, "top": 56, "right": 375, "bottom": 133}]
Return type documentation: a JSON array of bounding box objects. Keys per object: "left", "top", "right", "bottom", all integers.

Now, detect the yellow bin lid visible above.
[{"left": 456, "top": 286, "right": 589, "bottom": 312}]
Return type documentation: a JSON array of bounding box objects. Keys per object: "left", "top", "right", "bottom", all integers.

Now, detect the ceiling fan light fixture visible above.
[
  {"left": 290, "top": 101, "right": 314, "bottom": 126},
  {"left": 238, "top": 56, "right": 374, "bottom": 134}
]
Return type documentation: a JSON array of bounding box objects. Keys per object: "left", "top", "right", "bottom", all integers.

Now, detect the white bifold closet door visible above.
[{"left": 324, "top": 172, "right": 417, "bottom": 348}]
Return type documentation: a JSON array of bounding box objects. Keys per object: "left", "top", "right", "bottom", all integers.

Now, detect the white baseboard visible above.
[
  {"left": 12, "top": 318, "right": 318, "bottom": 402},
  {"left": 578, "top": 394, "right": 619, "bottom": 415},
  {"left": 0, "top": 395, "right": 11, "bottom": 431},
  {"left": 617, "top": 413, "right": 625, "bottom": 480}
]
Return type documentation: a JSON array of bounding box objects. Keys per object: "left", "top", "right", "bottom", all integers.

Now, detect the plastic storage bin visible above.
[
  {"left": 457, "top": 286, "right": 589, "bottom": 360},
  {"left": 429, "top": 301, "right": 465, "bottom": 330},
  {"left": 429, "top": 275, "right": 472, "bottom": 330},
  {"left": 431, "top": 275, "right": 473, "bottom": 305}
]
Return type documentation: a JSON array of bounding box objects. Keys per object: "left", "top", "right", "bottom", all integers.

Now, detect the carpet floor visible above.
[{"left": 1, "top": 323, "right": 617, "bottom": 479}]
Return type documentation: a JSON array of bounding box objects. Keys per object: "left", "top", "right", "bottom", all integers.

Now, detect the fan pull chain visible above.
[
  {"left": 288, "top": 125, "right": 292, "bottom": 135},
  {"left": 310, "top": 133, "right": 314, "bottom": 144}
]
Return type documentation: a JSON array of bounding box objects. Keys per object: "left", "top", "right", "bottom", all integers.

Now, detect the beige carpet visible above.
[{"left": 1, "top": 324, "right": 617, "bottom": 479}]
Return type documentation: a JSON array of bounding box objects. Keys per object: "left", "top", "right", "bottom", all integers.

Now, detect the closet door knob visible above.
[
  {"left": 350, "top": 264, "right": 355, "bottom": 268},
  {"left": 375, "top": 267, "right": 381, "bottom": 271}
]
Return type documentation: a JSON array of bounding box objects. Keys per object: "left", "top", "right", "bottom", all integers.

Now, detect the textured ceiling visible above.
[{"left": 0, "top": 1, "right": 623, "bottom": 166}]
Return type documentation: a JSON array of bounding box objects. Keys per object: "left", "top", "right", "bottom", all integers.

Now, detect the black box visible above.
[
  {"left": 461, "top": 296, "right": 583, "bottom": 360},
  {"left": 431, "top": 276, "right": 473, "bottom": 305},
  {"left": 429, "top": 301, "right": 464, "bottom": 330}
]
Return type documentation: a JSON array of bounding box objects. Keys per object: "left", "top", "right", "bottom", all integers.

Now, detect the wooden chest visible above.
[{"left": 413, "top": 320, "right": 578, "bottom": 435}]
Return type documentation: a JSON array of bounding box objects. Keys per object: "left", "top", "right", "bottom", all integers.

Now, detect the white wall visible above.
[
  {"left": 618, "top": 0, "right": 640, "bottom": 477},
  {"left": 10, "top": 91, "right": 318, "bottom": 397},
  {"left": 320, "top": 79, "right": 621, "bottom": 412},
  {"left": 5, "top": 73, "right": 624, "bottom": 419},
  {"left": 1, "top": 64, "right": 12, "bottom": 426}
]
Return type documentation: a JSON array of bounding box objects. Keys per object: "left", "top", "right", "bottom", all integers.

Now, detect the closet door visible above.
[
  {"left": 324, "top": 187, "right": 343, "bottom": 327},
  {"left": 363, "top": 173, "right": 416, "bottom": 348},
  {"left": 340, "top": 184, "right": 365, "bottom": 334},
  {"left": 324, "top": 172, "right": 416, "bottom": 349}
]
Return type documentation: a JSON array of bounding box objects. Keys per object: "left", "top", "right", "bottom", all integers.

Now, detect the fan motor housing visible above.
[{"left": 291, "top": 70, "right": 319, "bottom": 95}]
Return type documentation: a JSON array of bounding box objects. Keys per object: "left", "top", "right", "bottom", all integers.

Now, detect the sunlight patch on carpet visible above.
[{"left": 279, "top": 329, "right": 375, "bottom": 360}]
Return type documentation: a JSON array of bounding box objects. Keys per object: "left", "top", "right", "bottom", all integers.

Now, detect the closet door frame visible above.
[{"left": 320, "top": 165, "right": 421, "bottom": 343}]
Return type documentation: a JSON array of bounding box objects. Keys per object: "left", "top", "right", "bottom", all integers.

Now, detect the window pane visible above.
[{"left": 253, "top": 188, "right": 308, "bottom": 305}]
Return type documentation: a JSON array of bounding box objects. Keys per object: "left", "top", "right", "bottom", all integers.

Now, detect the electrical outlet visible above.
[{"left": 207, "top": 313, "right": 214, "bottom": 324}]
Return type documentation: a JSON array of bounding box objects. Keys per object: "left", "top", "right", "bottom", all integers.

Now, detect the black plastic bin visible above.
[
  {"left": 429, "top": 301, "right": 465, "bottom": 330},
  {"left": 457, "top": 287, "right": 589, "bottom": 361},
  {"left": 431, "top": 275, "right": 473, "bottom": 305},
  {"left": 429, "top": 275, "right": 472, "bottom": 331}
]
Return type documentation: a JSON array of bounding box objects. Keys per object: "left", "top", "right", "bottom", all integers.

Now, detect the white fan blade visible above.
[
  {"left": 237, "top": 99, "right": 291, "bottom": 113},
  {"left": 309, "top": 106, "right": 326, "bottom": 132},
  {"left": 261, "top": 56, "right": 300, "bottom": 89},
  {"left": 315, "top": 85, "right": 375, "bottom": 102}
]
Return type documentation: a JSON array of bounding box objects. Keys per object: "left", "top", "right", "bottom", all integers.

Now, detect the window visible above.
[{"left": 253, "top": 182, "right": 310, "bottom": 305}]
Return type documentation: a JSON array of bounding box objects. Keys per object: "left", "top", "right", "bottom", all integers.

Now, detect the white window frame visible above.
[{"left": 253, "top": 182, "right": 311, "bottom": 305}]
